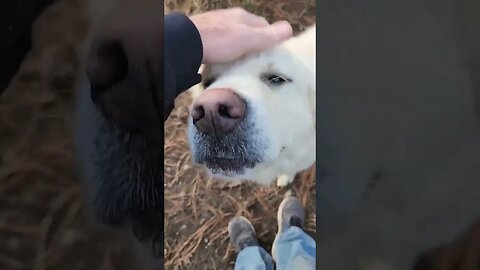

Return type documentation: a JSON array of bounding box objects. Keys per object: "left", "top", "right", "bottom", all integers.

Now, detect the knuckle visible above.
[{"left": 231, "top": 7, "right": 247, "bottom": 14}]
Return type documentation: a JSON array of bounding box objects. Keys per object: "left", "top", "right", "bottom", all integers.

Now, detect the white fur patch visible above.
[{"left": 187, "top": 25, "right": 316, "bottom": 186}]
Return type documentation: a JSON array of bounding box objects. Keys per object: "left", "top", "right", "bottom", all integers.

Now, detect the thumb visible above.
[{"left": 247, "top": 21, "right": 293, "bottom": 50}]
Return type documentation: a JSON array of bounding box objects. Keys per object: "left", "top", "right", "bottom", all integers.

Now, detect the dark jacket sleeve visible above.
[
  {"left": 163, "top": 12, "right": 203, "bottom": 121},
  {"left": 0, "top": 0, "right": 54, "bottom": 93}
]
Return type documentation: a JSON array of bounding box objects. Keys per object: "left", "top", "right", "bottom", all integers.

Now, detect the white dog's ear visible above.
[
  {"left": 200, "top": 64, "right": 212, "bottom": 84},
  {"left": 284, "top": 25, "right": 316, "bottom": 128},
  {"left": 283, "top": 25, "right": 316, "bottom": 69},
  {"left": 188, "top": 64, "right": 207, "bottom": 100}
]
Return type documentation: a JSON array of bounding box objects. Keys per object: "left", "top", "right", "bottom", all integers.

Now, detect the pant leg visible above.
[
  {"left": 234, "top": 246, "right": 274, "bottom": 270},
  {"left": 272, "top": 227, "right": 316, "bottom": 270}
]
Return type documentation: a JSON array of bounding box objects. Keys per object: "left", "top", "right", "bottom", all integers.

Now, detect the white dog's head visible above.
[{"left": 188, "top": 26, "right": 316, "bottom": 183}]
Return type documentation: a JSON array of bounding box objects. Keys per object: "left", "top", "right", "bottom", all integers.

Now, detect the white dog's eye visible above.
[{"left": 262, "top": 74, "right": 292, "bottom": 87}]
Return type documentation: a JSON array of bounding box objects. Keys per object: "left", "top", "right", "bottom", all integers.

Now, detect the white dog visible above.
[{"left": 188, "top": 26, "right": 316, "bottom": 187}]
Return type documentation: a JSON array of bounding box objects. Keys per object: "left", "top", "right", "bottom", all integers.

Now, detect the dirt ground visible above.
[{"left": 0, "top": 0, "right": 479, "bottom": 270}]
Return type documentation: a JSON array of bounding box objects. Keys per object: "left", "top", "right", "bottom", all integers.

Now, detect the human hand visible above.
[{"left": 189, "top": 8, "right": 293, "bottom": 64}]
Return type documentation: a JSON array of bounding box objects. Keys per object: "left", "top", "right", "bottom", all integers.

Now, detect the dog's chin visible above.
[
  {"left": 198, "top": 157, "right": 257, "bottom": 179},
  {"left": 188, "top": 111, "right": 270, "bottom": 180}
]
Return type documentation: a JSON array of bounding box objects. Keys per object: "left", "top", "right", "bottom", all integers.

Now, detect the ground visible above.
[{"left": 0, "top": 0, "right": 478, "bottom": 270}]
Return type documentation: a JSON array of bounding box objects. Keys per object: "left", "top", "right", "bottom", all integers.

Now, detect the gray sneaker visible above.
[
  {"left": 277, "top": 196, "right": 305, "bottom": 234},
  {"left": 228, "top": 216, "right": 259, "bottom": 252}
]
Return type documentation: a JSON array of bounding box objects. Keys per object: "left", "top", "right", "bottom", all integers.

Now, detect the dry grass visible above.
[{"left": 0, "top": 0, "right": 91, "bottom": 269}]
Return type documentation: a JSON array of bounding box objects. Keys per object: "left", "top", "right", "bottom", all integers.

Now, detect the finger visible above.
[
  {"left": 219, "top": 7, "right": 248, "bottom": 20},
  {"left": 227, "top": 7, "right": 248, "bottom": 14},
  {"left": 242, "top": 14, "right": 270, "bottom": 27},
  {"left": 246, "top": 20, "right": 293, "bottom": 50},
  {"left": 225, "top": 8, "right": 269, "bottom": 27}
]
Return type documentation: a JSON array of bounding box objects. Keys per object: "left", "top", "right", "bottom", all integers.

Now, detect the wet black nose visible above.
[
  {"left": 82, "top": 0, "right": 166, "bottom": 144},
  {"left": 191, "top": 88, "right": 246, "bottom": 137},
  {"left": 84, "top": 38, "right": 162, "bottom": 143},
  {"left": 86, "top": 41, "right": 129, "bottom": 100}
]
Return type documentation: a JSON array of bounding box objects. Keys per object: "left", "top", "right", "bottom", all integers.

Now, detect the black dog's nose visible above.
[
  {"left": 81, "top": 0, "right": 167, "bottom": 144},
  {"left": 86, "top": 41, "right": 129, "bottom": 100},
  {"left": 191, "top": 88, "right": 246, "bottom": 137},
  {"left": 84, "top": 36, "right": 163, "bottom": 143}
]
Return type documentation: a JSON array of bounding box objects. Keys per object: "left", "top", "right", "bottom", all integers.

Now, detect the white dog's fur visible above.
[{"left": 188, "top": 26, "right": 316, "bottom": 186}]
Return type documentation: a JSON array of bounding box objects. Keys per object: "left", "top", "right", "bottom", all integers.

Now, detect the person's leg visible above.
[
  {"left": 272, "top": 196, "right": 316, "bottom": 270},
  {"left": 228, "top": 216, "right": 274, "bottom": 270}
]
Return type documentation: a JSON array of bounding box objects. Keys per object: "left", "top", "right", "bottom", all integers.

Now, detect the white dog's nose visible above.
[{"left": 191, "top": 88, "right": 246, "bottom": 137}]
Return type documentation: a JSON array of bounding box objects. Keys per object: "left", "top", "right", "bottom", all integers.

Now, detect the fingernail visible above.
[
  {"left": 271, "top": 20, "right": 293, "bottom": 40},
  {"left": 257, "top": 15, "right": 269, "bottom": 24}
]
